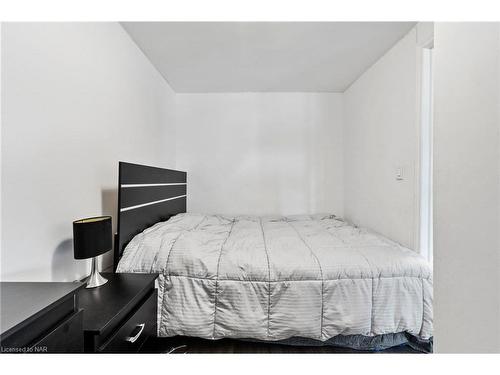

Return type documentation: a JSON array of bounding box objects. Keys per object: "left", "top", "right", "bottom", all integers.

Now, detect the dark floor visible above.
[{"left": 140, "top": 336, "right": 423, "bottom": 354}]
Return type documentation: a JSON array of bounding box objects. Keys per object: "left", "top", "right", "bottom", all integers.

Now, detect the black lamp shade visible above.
[{"left": 73, "top": 216, "right": 112, "bottom": 259}]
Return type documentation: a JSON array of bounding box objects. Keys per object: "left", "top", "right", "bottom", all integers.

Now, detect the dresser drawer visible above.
[
  {"left": 98, "top": 290, "right": 157, "bottom": 353},
  {"left": 30, "top": 309, "right": 84, "bottom": 353}
]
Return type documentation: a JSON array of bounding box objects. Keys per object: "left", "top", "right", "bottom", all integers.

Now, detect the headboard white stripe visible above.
[
  {"left": 121, "top": 182, "right": 187, "bottom": 188},
  {"left": 120, "top": 194, "right": 187, "bottom": 212}
]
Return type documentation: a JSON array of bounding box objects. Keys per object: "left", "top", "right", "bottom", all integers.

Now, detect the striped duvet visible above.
[{"left": 117, "top": 213, "right": 433, "bottom": 342}]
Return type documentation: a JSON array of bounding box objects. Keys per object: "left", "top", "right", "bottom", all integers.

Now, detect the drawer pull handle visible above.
[{"left": 125, "top": 323, "right": 145, "bottom": 343}]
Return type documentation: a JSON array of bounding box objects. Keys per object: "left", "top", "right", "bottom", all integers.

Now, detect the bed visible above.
[{"left": 114, "top": 162, "right": 433, "bottom": 352}]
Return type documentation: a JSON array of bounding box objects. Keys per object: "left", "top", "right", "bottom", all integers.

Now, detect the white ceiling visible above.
[{"left": 121, "top": 22, "right": 416, "bottom": 93}]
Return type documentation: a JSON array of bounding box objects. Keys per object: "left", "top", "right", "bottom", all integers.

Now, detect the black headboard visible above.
[{"left": 114, "top": 162, "right": 187, "bottom": 270}]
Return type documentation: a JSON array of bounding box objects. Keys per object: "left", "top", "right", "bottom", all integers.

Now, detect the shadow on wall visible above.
[
  {"left": 51, "top": 238, "right": 88, "bottom": 282},
  {"left": 102, "top": 188, "right": 118, "bottom": 270}
]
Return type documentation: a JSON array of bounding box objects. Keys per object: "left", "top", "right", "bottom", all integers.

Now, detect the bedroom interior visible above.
[{"left": 1, "top": 20, "right": 499, "bottom": 356}]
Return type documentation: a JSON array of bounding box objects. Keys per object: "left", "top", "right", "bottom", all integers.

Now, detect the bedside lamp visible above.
[{"left": 73, "top": 216, "right": 112, "bottom": 288}]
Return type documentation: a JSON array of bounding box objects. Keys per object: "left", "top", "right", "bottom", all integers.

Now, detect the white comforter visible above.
[{"left": 117, "top": 213, "right": 433, "bottom": 341}]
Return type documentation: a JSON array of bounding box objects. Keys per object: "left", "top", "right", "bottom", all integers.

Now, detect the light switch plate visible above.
[{"left": 396, "top": 167, "right": 404, "bottom": 181}]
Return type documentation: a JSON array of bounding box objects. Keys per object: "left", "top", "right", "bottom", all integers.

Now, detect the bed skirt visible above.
[{"left": 240, "top": 332, "right": 433, "bottom": 353}]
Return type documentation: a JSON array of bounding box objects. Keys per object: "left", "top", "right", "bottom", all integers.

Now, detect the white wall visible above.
[
  {"left": 343, "top": 28, "right": 419, "bottom": 249},
  {"left": 175, "top": 93, "right": 344, "bottom": 216},
  {"left": 1, "top": 23, "right": 176, "bottom": 281},
  {"left": 433, "top": 23, "right": 500, "bottom": 353}
]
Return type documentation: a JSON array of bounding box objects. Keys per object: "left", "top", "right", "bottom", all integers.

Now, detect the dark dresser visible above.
[
  {"left": 78, "top": 273, "right": 158, "bottom": 353},
  {"left": 0, "top": 282, "right": 85, "bottom": 353}
]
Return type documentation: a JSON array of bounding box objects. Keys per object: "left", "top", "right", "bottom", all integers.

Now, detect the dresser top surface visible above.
[{"left": 0, "top": 282, "right": 84, "bottom": 337}]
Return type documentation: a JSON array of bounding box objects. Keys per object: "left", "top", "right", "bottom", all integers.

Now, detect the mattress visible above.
[{"left": 117, "top": 213, "right": 433, "bottom": 343}]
